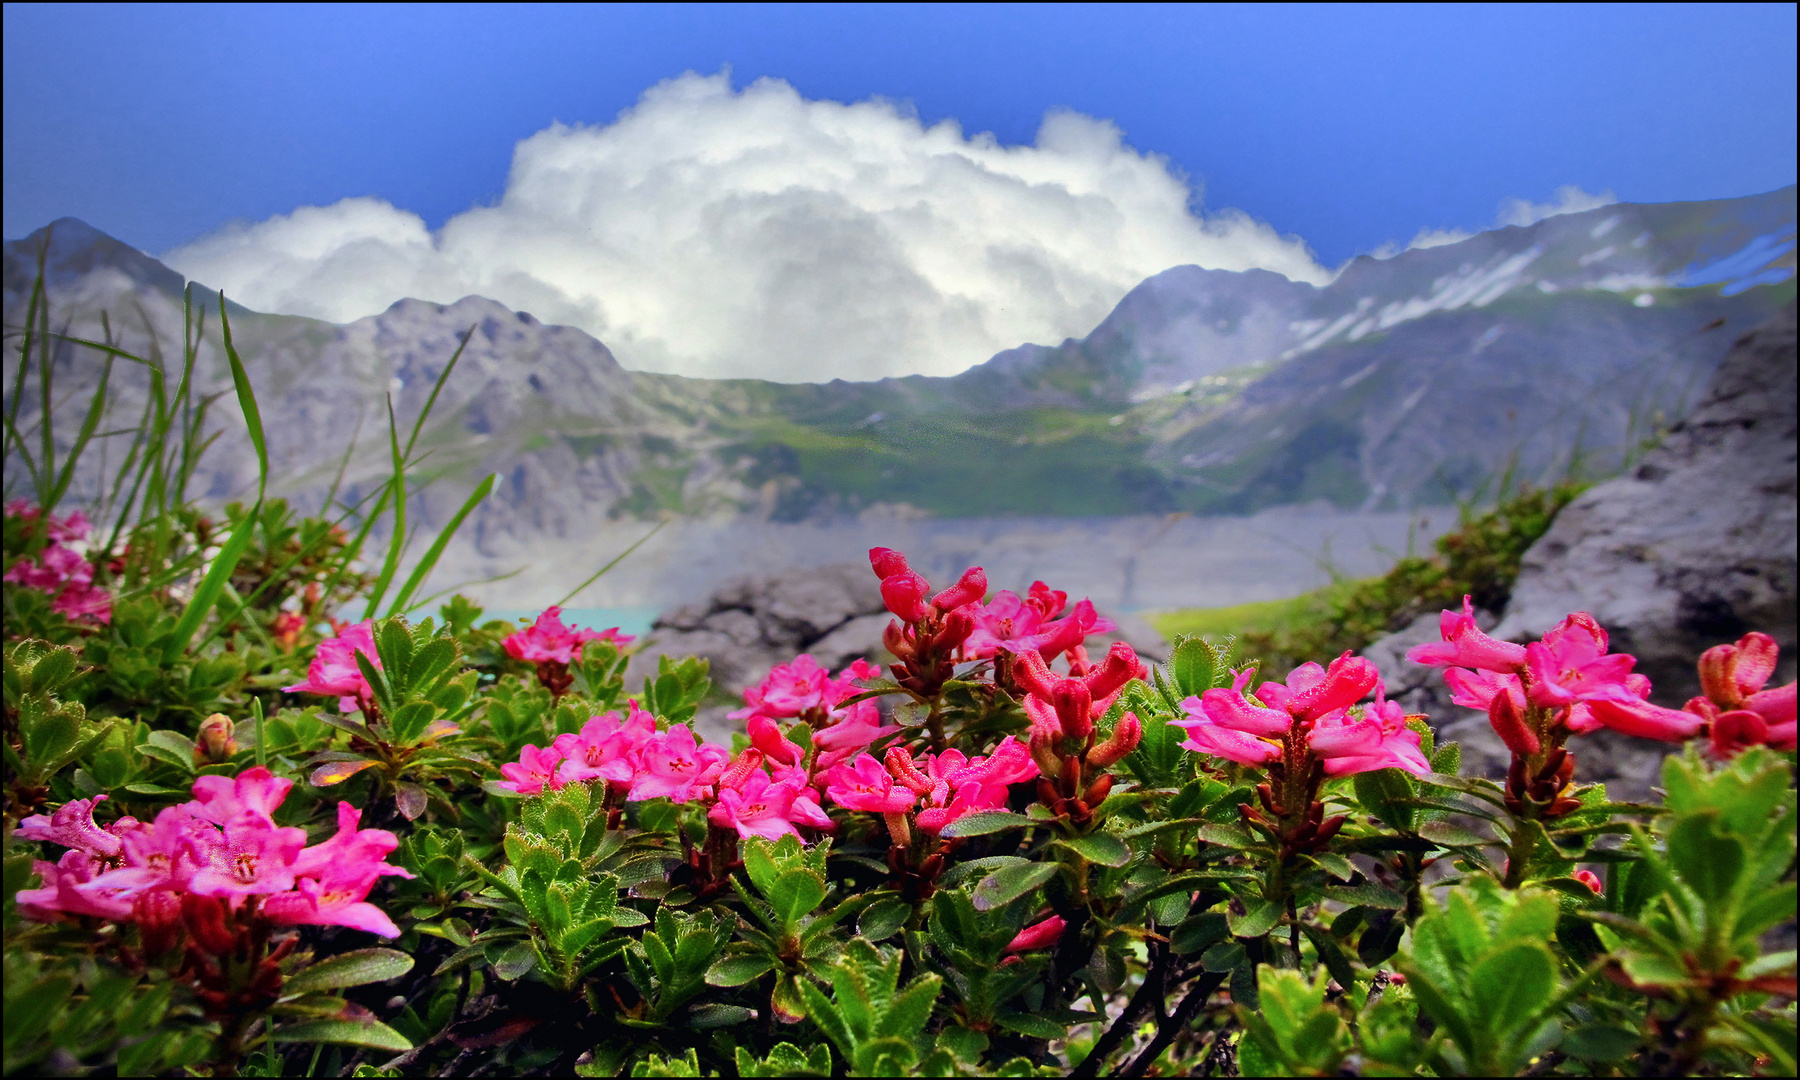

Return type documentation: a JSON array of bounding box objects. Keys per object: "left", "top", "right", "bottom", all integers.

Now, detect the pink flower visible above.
[
  {"left": 284, "top": 620, "right": 381, "bottom": 712},
  {"left": 1308, "top": 696, "right": 1430, "bottom": 777},
  {"left": 182, "top": 819, "right": 310, "bottom": 898},
  {"left": 16, "top": 795, "right": 124, "bottom": 858},
  {"left": 1584, "top": 694, "right": 1705, "bottom": 743},
  {"left": 627, "top": 726, "right": 728, "bottom": 802},
  {"left": 1171, "top": 698, "right": 1283, "bottom": 766},
  {"left": 262, "top": 862, "right": 404, "bottom": 937},
  {"left": 503, "top": 606, "right": 630, "bottom": 665},
  {"left": 3, "top": 532, "right": 111, "bottom": 623},
  {"left": 290, "top": 802, "right": 411, "bottom": 883},
  {"left": 554, "top": 706, "right": 658, "bottom": 786},
  {"left": 497, "top": 743, "right": 568, "bottom": 795},
  {"left": 931, "top": 566, "right": 988, "bottom": 612},
  {"left": 1524, "top": 613, "right": 1636, "bottom": 707},
  {"left": 16, "top": 850, "right": 138, "bottom": 922},
  {"left": 1698, "top": 631, "right": 1781, "bottom": 709},
  {"left": 812, "top": 700, "right": 901, "bottom": 772},
  {"left": 187, "top": 766, "right": 294, "bottom": 828},
  {"left": 823, "top": 753, "right": 916, "bottom": 813},
  {"left": 1406, "top": 596, "right": 1527, "bottom": 673},
  {"left": 880, "top": 571, "right": 934, "bottom": 622},
  {"left": 868, "top": 547, "right": 986, "bottom": 620},
  {"left": 1006, "top": 915, "right": 1067, "bottom": 953},
  {"left": 709, "top": 771, "right": 807, "bottom": 840},
  {"left": 1275, "top": 654, "right": 1382, "bottom": 722}
]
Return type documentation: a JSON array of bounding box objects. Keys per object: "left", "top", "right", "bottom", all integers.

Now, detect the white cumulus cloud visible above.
[{"left": 164, "top": 71, "right": 1329, "bottom": 382}]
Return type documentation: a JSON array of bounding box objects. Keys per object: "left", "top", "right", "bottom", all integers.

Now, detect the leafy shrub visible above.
[{"left": 4, "top": 250, "right": 1794, "bottom": 1077}]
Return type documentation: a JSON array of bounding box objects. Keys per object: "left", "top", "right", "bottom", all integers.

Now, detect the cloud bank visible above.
[{"left": 163, "top": 72, "right": 1329, "bottom": 382}]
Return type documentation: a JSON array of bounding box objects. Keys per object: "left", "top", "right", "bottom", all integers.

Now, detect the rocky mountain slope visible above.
[{"left": 3, "top": 189, "right": 1794, "bottom": 572}]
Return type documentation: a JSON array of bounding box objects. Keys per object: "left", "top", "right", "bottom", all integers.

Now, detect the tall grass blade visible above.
[
  {"left": 217, "top": 294, "right": 268, "bottom": 501},
  {"left": 387, "top": 472, "right": 498, "bottom": 616},
  {"left": 162, "top": 502, "right": 261, "bottom": 664},
  {"left": 361, "top": 396, "right": 408, "bottom": 615},
  {"left": 402, "top": 325, "right": 475, "bottom": 463},
  {"left": 554, "top": 519, "right": 667, "bottom": 608},
  {"left": 45, "top": 354, "right": 113, "bottom": 508}
]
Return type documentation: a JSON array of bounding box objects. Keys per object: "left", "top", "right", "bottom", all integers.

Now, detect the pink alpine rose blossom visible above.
[
  {"left": 497, "top": 743, "right": 568, "bottom": 795},
  {"left": 284, "top": 620, "right": 381, "bottom": 713},
  {"left": 16, "top": 850, "right": 139, "bottom": 922},
  {"left": 187, "top": 766, "right": 294, "bottom": 828},
  {"left": 1525, "top": 613, "right": 1637, "bottom": 708},
  {"left": 554, "top": 706, "right": 658, "bottom": 786},
  {"left": 182, "top": 820, "right": 310, "bottom": 898},
  {"left": 812, "top": 700, "right": 901, "bottom": 772},
  {"left": 1405, "top": 596, "right": 1528, "bottom": 673},
  {"left": 1698, "top": 631, "right": 1782, "bottom": 708},
  {"left": 709, "top": 771, "right": 808, "bottom": 840},
  {"left": 502, "top": 606, "right": 630, "bottom": 665},
  {"left": 262, "top": 861, "right": 405, "bottom": 937},
  {"left": 1170, "top": 701, "right": 1283, "bottom": 766},
  {"left": 823, "top": 753, "right": 916, "bottom": 814},
  {"left": 1582, "top": 695, "right": 1705, "bottom": 743},
  {"left": 16, "top": 795, "right": 125, "bottom": 858},
  {"left": 627, "top": 726, "right": 729, "bottom": 803},
  {"left": 1308, "top": 696, "right": 1430, "bottom": 777}
]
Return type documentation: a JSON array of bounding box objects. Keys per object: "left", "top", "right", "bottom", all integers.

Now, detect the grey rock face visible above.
[
  {"left": 1494, "top": 301, "right": 1798, "bottom": 702},
  {"left": 1374, "top": 302, "right": 1798, "bottom": 799}
]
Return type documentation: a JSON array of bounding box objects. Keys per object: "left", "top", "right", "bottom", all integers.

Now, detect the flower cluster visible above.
[
  {"left": 1174, "top": 651, "right": 1414, "bottom": 856},
  {"left": 503, "top": 606, "right": 632, "bottom": 698},
  {"left": 1010, "top": 642, "right": 1147, "bottom": 826},
  {"left": 964, "top": 581, "right": 1116, "bottom": 661},
  {"left": 871, "top": 548, "right": 987, "bottom": 697},
  {"left": 17, "top": 767, "right": 411, "bottom": 941},
  {"left": 3, "top": 501, "right": 111, "bottom": 623},
  {"left": 1412, "top": 600, "right": 1699, "bottom": 816}
]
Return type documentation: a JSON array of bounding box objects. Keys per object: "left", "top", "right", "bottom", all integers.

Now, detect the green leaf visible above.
[
  {"left": 1229, "top": 900, "right": 1283, "bottom": 939},
  {"left": 859, "top": 898, "right": 912, "bottom": 942},
  {"left": 162, "top": 502, "right": 262, "bottom": 664},
  {"left": 1419, "top": 819, "right": 1492, "bottom": 848},
  {"left": 939, "top": 810, "right": 1033, "bottom": 838},
  {"left": 1054, "top": 831, "right": 1132, "bottom": 867},
  {"left": 972, "top": 862, "right": 1061, "bottom": 910},
  {"left": 1169, "top": 635, "right": 1217, "bottom": 698},
  {"left": 284, "top": 949, "right": 415, "bottom": 994},
  {"left": 1560, "top": 1024, "right": 1642, "bottom": 1061},
  {"left": 705, "top": 954, "right": 777, "bottom": 988},
  {"left": 273, "top": 1017, "right": 412, "bottom": 1052},
  {"left": 1667, "top": 813, "right": 1746, "bottom": 905},
  {"left": 770, "top": 869, "right": 828, "bottom": 929},
  {"left": 1468, "top": 942, "right": 1556, "bottom": 1039},
  {"left": 995, "top": 1010, "right": 1065, "bottom": 1039}
]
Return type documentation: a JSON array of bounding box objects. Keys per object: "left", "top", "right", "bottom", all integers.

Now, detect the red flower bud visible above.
[
  {"left": 1488, "top": 688, "right": 1540, "bottom": 757},
  {"left": 1012, "top": 648, "right": 1059, "bottom": 699},
  {"left": 195, "top": 713, "right": 238, "bottom": 764},
  {"left": 870, "top": 547, "right": 912, "bottom": 580},
  {"left": 883, "top": 619, "right": 916, "bottom": 661},
  {"left": 881, "top": 572, "right": 933, "bottom": 622},
  {"left": 885, "top": 746, "right": 934, "bottom": 794},
  {"left": 1051, "top": 680, "right": 1094, "bottom": 740},
  {"left": 1084, "top": 642, "right": 1142, "bottom": 701},
  {"left": 1698, "top": 643, "right": 1743, "bottom": 708},
  {"left": 717, "top": 748, "right": 765, "bottom": 791},
  {"left": 1083, "top": 773, "right": 1115, "bottom": 806},
  {"left": 1005, "top": 915, "right": 1066, "bottom": 953},
  {"left": 932, "top": 566, "right": 988, "bottom": 611},
  {"left": 134, "top": 889, "right": 185, "bottom": 957},
  {"left": 1087, "top": 712, "right": 1143, "bottom": 767},
  {"left": 182, "top": 893, "right": 237, "bottom": 956},
  {"left": 935, "top": 607, "right": 975, "bottom": 651}
]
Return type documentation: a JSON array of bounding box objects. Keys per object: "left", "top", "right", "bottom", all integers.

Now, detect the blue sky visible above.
[
  {"left": 5, "top": 3, "right": 1793, "bottom": 260},
  {"left": 3, "top": 3, "right": 1795, "bottom": 380}
]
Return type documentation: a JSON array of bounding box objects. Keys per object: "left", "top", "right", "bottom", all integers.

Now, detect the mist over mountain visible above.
[{"left": 2, "top": 187, "right": 1793, "bottom": 607}]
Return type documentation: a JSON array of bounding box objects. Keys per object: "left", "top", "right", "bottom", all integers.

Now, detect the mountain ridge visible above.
[{"left": 3, "top": 188, "right": 1794, "bottom": 550}]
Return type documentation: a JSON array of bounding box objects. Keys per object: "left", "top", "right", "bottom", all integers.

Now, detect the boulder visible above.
[
  {"left": 1359, "top": 303, "right": 1797, "bottom": 802},
  {"left": 1494, "top": 302, "right": 1797, "bottom": 699}
]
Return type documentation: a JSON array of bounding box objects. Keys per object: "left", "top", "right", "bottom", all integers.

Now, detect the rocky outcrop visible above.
[
  {"left": 1493, "top": 301, "right": 1797, "bottom": 699},
  {"left": 1361, "top": 302, "right": 1798, "bottom": 801}
]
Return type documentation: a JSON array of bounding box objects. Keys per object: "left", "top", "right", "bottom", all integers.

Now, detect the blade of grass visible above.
[
  {"left": 162, "top": 501, "right": 262, "bottom": 664},
  {"left": 401, "top": 325, "right": 476, "bottom": 463},
  {"left": 217, "top": 293, "right": 268, "bottom": 501},
  {"left": 387, "top": 472, "right": 497, "bottom": 616},
  {"left": 45, "top": 354, "right": 114, "bottom": 508},
  {"left": 553, "top": 518, "right": 667, "bottom": 608},
  {"left": 361, "top": 396, "right": 408, "bottom": 616}
]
